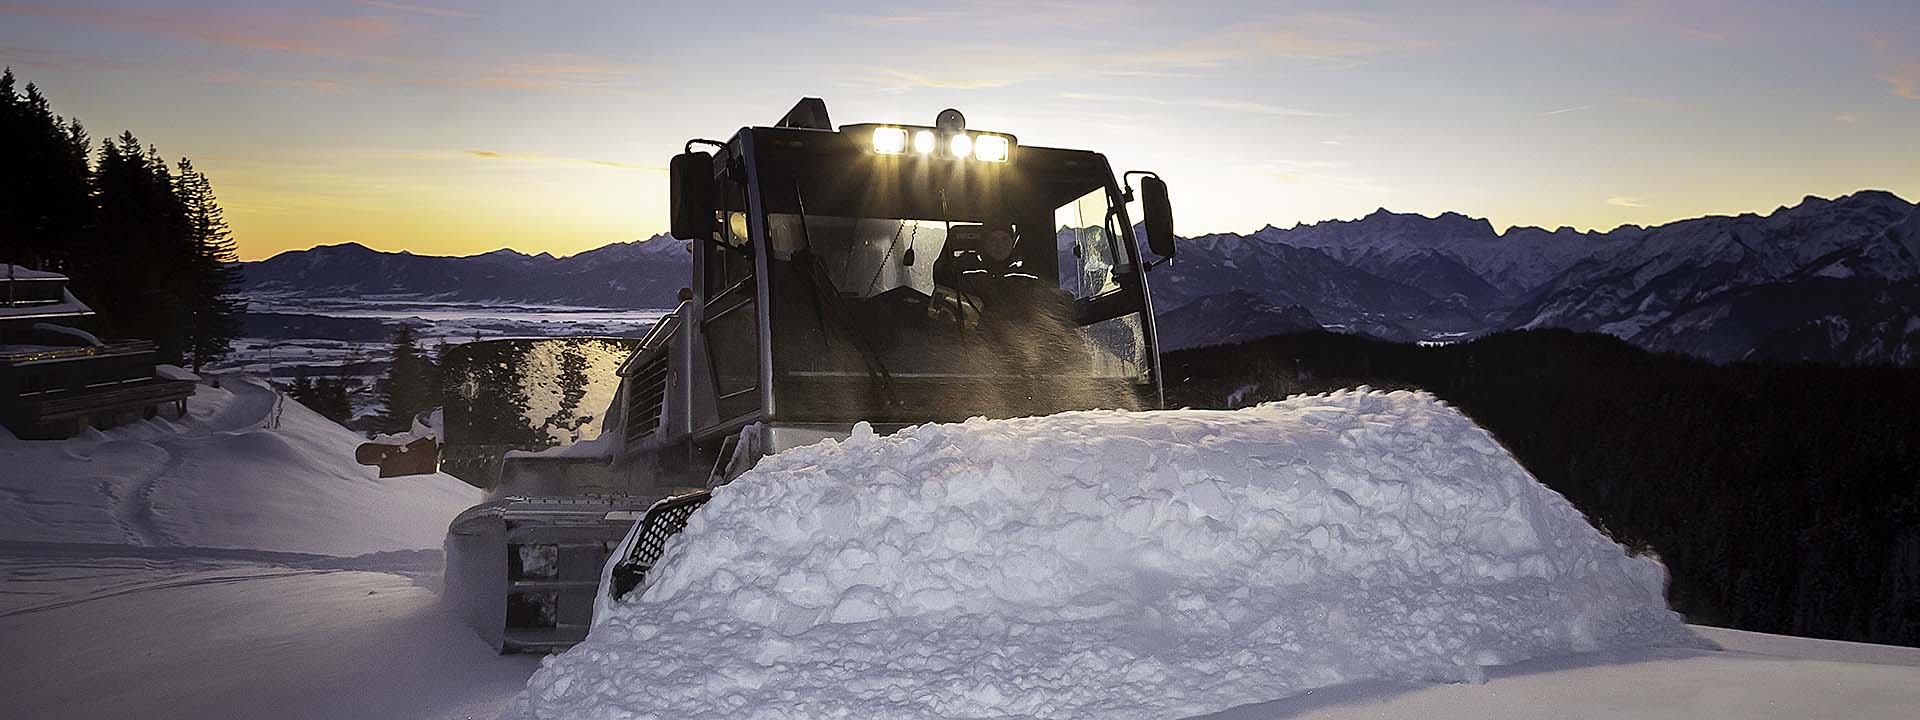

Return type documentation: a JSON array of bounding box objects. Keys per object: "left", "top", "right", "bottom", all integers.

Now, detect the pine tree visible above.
[
  {"left": 0, "top": 70, "right": 95, "bottom": 273},
  {"left": 92, "top": 131, "right": 194, "bottom": 361},
  {"left": 174, "top": 158, "right": 243, "bottom": 371},
  {"left": 375, "top": 325, "right": 439, "bottom": 434},
  {"left": 289, "top": 370, "right": 318, "bottom": 404},
  {"left": 312, "top": 375, "right": 353, "bottom": 426}
]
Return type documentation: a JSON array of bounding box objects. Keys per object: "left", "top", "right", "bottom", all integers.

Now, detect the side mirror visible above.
[
  {"left": 1139, "top": 175, "right": 1175, "bottom": 261},
  {"left": 670, "top": 151, "right": 716, "bottom": 241}
]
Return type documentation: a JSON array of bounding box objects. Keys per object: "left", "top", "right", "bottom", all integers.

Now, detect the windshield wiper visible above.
[{"left": 789, "top": 180, "right": 897, "bottom": 399}]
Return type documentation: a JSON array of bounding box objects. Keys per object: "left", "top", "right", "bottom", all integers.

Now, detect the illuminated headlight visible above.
[
  {"left": 913, "top": 130, "right": 936, "bottom": 155},
  {"left": 948, "top": 133, "right": 973, "bottom": 159},
  {"left": 872, "top": 127, "right": 908, "bottom": 154},
  {"left": 973, "top": 135, "right": 1010, "bottom": 163}
]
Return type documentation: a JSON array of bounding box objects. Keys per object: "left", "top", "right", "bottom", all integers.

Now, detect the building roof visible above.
[
  {"left": 0, "top": 288, "right": 94, "bottom": 321},
  {"left": 1, "top": 264, "right": 67, "bottom": 281},
  {"left": 2, "top": 265, "right": 93, "bottom": 321}
]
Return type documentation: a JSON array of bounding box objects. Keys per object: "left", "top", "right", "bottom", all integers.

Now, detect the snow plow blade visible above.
[{"left": 444, "top": 496, "right": 656, "bottom": 653}]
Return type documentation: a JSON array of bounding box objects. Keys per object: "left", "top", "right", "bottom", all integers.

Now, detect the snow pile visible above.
[
  {"left": 0, "top": 376, "right": 477, "bottom": 556},
  {"left": 510, "top": 389, "right": 1688, "bottom": 719}
]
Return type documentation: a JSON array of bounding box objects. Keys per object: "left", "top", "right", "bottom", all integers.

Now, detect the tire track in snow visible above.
[
  {"left": 101, "top": 441, "right": 183, "bottom": 548},
  {"left": 0, "top": 542, "right": 445, "bottom": 619},
  {"left": 95, "top": 379, "right": 279, "bottom": 548}
]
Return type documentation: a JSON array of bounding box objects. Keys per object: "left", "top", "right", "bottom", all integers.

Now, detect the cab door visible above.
[{"left": 698, "top": 169, "right": 763, "bottom": 427}]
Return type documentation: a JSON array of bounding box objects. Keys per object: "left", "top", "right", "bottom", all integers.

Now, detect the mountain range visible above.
[
  {"left": 240, "top": 236, "right": 691, "bottom": 308},
  {"left": 239, "top": 189, "right": 1920, "bottom": 366}
]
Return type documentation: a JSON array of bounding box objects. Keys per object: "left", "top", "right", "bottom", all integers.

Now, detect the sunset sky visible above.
[{"left": 3, "top": 0, "right": 1917, "bottom": 261}]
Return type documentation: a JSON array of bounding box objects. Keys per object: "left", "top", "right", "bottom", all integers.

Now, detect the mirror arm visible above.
[{"left": 1120, "top": 170, "right": 1159, "bottom": 203}]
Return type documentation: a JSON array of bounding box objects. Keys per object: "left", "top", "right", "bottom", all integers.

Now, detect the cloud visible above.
[
  {"left": 454, "top": 150, "right": 663, "bottom": 172},
  {"left": 1833, "top": 113, "right": 1860, "bottom": 125},
  {"left": 200, "top": 72, "right": 351, "bottom": 93},
  {"left": 0, "top": 44, "right": 133, "bottom": 70},
  {"left": 1538, "top": 104, "right": 1595, "bottom": 117},
  {"left": 1606, "top": 196, "right": 1649, "bottom": 208},
  {"left": 1138, "top": 13, "right": 1426, "bottom": 71},
  {"left": 1095, "top": 68, "right": 1206, "bottom": 79},
  {"left": 834, "top": 2, "right": 1146, "bottom": 32},
  {"left": 835, "top": 10, "right": 965, "bottom": 28},
  {"left": 1258, "top": 160, "right": 1389, "bottom": 194},
  {"left": 1620, "top": 96, "right": 1692, "bottom": 111},
  {"left": 868, "top": 69, "right": 1013, "bottom": 91},
  {"left": 1060, "top": 92, "right": 1333, "bottom": 117},
  {"left": 1879, "top": 66, "right": 1919, "bottom": 100},
  {"left": 1868, "top": 34, "right": 1919, "bottom": 100},
  {"left": 849, "top": 8, "right": 1424, "bottom": 93},
  {"left": 354, "top": 1, "right": 477, "bottom": 18},
  {"left": 0, "top": 2, "right": 400, "bottom": 63}
]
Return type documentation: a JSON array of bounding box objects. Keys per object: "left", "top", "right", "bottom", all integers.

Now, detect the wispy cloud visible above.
[
  {"left": 834, "top": 2, "right": 1145, "bottom": 32},
  {"left": 453, "top": 150, "right": 663, "bottom": 172},
  {"left": 201, "top": 72, "right": 351, "bottom": 93},
  {"left": 868, "top": 69, "right": 1013, "bottom": 92},
  {"left": 1867, "top": 34, "right": 1919, "bottom": 100},
  {"left": 0, "top": 2, "right": 400, "bottom": 63},
  {"left": 835, "top": 10, "right": 965, "bottom": 28},
  {"left": 0, "top": 44, "right": 132, "bottom": 70},
  {"left": 849, "top": 8, "right": 1426, "bottom": 93},
  {"left": 1061, "top": 92, "right": 1333, "bottom": 117},
  {"left": 354, "top": 1, "right": 477, "bottom": 19},
  {"left": 1833, "top": 113, "right": 1860, "bottom": 125},
  {"left": 1538, "top": 104, "right": 1595, "bottom": 117},
  {"left": 1258, "top": 160, "right": 1389, "bottom": 194},
  {"left": 1095, "top": 68, "right": 1205, "bottom": 79},
  {"left": 1606, "top": 196, "right": 1649, "bottom": 208},
  {"left": 1878, "top": 64, "right": 1919, "bottom": 100},
  {"left": 1139, "top": 13, "right": 1427, "bottom": 71}
]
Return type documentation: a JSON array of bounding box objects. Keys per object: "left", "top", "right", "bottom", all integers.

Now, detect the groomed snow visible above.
[
  {"left": 0, "top": 377, "right": 476, "bottom": 556},
  {"left": 510, "top": 388, "right": 1691, "bottom": 719},
  {"left": 0, "top": 376, "right": 537, "bottom": 719}
]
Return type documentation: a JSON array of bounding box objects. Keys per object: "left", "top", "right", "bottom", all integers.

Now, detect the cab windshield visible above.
[{"left": 752, "top": 143, "right": 1153, "bottom": 422}]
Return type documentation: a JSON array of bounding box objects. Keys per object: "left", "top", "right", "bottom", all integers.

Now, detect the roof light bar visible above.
[
  {"left": 854, "top": 122, "right": 1015, "bottom": 163},
  {"left": 872, "top": 127, "right": 908, "bottom": 154},
  {"left": 948, "top": 133, "right": 973, "bottom": 160},
  {"left": 972, "top": 134, "right": 1010, "bottom": 163}
]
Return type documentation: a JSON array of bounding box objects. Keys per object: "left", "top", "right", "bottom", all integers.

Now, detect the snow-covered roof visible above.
[
  {"left": 0, "top": 288, "right": 93, "bottom": 320},
  {"left": 1, "top": 263, "right": 66, "bottom": 280},
  {"left": 155, "top": 364, "right": 200, "bottom": 382}
]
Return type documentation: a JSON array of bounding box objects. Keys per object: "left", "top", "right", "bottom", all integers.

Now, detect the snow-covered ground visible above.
[
  {"left": 2, "top": 384, "right": 1916, "bottom": 719},
  {"left": 0, "top": 377, "right": 540, "bottom": 719}
]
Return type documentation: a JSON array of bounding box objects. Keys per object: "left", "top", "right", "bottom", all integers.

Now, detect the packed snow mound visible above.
[
  {"left": 509, "top": 389, "right": 1689, "bottom": 720},
  {"left": 0, "top": 376, "right": 478, "bottom": 556}
]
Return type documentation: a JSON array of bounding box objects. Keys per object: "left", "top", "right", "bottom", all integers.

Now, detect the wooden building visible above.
[{"left": 1, "top": 265, "right": 197, "bottom": 439}]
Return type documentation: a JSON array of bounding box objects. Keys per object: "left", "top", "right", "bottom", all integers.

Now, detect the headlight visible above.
[
  {"left": 948, "top": 133, "right": 973, "bottom": 159},
  {"left": 973, "top": 135, "right": 1010, "bottom": 163},
  {"left": 872, "top": 127, "right": 908, "bottom": 154},
  {"left": 913, "top": 130, "right": 936, "bottom": 155}
]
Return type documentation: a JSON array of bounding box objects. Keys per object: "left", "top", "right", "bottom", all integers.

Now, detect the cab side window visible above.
[{"left": 1054, "top": 187, "right": 1124, "bottom": 300}]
